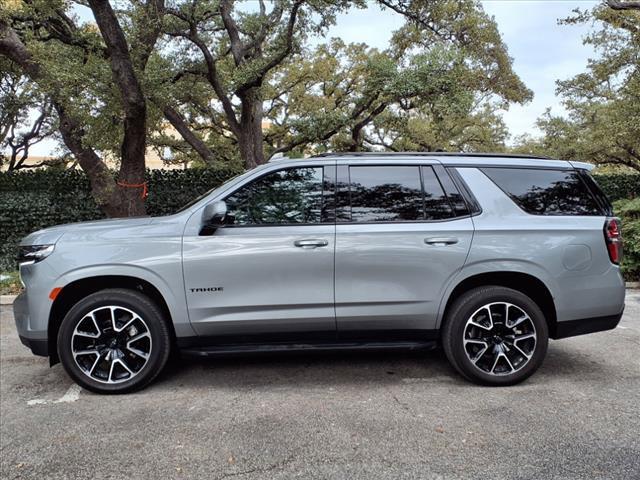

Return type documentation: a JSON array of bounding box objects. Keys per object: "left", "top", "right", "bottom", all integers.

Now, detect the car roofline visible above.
[{"left": 310, "top": 151, "right": 552, "bottom": 160}]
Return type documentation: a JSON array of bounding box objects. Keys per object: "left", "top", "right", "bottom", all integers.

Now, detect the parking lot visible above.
[{"left": 1, "top": 292, "right": 638, "bottom": 480}]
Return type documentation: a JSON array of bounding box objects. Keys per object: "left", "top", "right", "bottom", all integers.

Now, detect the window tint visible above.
[
  {"left": 225, "top": 167, "right": 324, "bottom": 225},
  {"left": 482, "top": 168, "right": 603, "bottom": 216},
  {"left": 350, "top": 166, "right": 423, "bottom": 222},
  {"left": 422, "top": 166, "right": 454, "bottom": 219}
]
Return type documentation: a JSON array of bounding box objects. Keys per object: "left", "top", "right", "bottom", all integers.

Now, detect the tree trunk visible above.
[
  {"left": 55, "top": 104, "right": 140, "bottom": 217},
  {"left": 89, "top": 0, "right": 148, "bottom": 217},
  {"left": 238, "top": 87, "right": 265, "bottom": 169}
]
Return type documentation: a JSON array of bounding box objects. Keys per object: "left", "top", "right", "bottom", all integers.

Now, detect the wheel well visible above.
[
  {"left": 442, "top": 272, "right": 557, "bottom": 334},
  {"left": 48, "top": 275, "right": 175, "bottom": 365}
]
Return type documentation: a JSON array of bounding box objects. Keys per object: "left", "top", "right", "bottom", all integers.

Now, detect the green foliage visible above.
[
  {"left": 591, "top": 173, "right": 640, "bottom": 202},
  {"left": 514, "top": 5, "right": 640, "bottom": 171},
  {"left": 614, "top": 198, "right": 640, "bottom": 281}
]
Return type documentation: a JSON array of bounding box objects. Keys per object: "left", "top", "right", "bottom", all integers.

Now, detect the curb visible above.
[{"left": 1, "top": 295, "right": 17, "bottom": 305}]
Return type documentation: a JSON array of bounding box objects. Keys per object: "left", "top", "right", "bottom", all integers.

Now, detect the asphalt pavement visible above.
[{"left": 1, "top": 292, "right": 639, "bottom": 480}]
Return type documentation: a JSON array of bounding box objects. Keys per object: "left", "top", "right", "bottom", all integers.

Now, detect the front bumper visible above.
[
  {"left": 13, "top": 291, "right": 49, "bottom": 357},
  {"left": 18, "top": 335, "right": 49, "bottom": 357}
]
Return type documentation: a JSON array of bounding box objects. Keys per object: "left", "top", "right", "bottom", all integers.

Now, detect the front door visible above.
[
  {"left": 182, "top": 165, "right": 336, "bottom": 339},
  {"left": 334, "top": 164, "right": 474, "bottom": 337}
]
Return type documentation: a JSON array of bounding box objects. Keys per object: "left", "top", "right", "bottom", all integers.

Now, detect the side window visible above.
[
  {"left": 422, "top": 166, "right": 454, "bottom": 220},
  {"left": 225, "top": 167, "right": 324, "bottom": 225},
  {"left": 482, "top": 167, "right": 603, "bottom": 216},
  {"left": 350, "top": 166, "right": 423, "bottom": 222}
]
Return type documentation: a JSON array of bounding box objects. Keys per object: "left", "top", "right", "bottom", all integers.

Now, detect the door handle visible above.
[
  {"left": 424, "top": 237, "right": 459, "bottom": 246},
  {"left": 294, "top": 239, "right": 329, "bottom": 248}
]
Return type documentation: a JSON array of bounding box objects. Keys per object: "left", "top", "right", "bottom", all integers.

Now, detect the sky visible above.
[{"left": 23, "top": 0, "right": 600, "bottom": 156}]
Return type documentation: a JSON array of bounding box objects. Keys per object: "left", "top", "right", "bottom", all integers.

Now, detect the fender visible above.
[
  {"left": 51, "top": 263, "right": 196, "bottom": 338},
  {"left": 435, "top": 259, "right": 558, "bottom": 329}
]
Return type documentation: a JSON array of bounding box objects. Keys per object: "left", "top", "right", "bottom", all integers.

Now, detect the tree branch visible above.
[
  {"left": 607, "top": 0, "right": 640, "bottom": 10},
  {"left": 161, "top": 104, "right": 217, "bottom": 166},
  {"left": 219, "top": 0, "right": 245, "bottom": 66}
]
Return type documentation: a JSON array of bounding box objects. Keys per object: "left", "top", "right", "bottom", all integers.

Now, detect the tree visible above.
[
  {"left": 0, "top": 59, "right": 57, "bottom": 170},
  {"left": 1, "top": 0, "right": 165, "bottom": 215},
  {"left": 515, "top": 3, "right": 640, "bottom": 171},
  {"left": 162, "top": 0, "right": 356, "bottom": 169},
  {"left": 261, "top": 0, "right": 531, "bottom": 155},
  {"left": 86, "top": 0, "right": 165, "bottom": 215}
]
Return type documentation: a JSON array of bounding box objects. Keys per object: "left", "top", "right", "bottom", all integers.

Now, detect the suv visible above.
[{"left": 14, "top": 153, "right": 625, "bottom": 393}]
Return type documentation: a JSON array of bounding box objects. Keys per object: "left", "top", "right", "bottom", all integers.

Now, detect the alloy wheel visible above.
[
  {"left": 462, "top": 302, "right": 537, "bottom": 376},
  {"left": 71, "top": 306, "right": 152, "bottom": 384}
]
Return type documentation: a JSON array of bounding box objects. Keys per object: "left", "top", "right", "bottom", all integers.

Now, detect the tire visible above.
[
  {"left": 442, "top": 286, "right": 548, "bottom": 386},
  {"left": 57, "top": 288, "right": 171, "bottom": 394}
]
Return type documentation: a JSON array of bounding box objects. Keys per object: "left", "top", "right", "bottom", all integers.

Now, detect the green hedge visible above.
[
  {"left": 0, "top": 168, "right": 240, "bottom": 271},
  {"left": 0, "top": 169, "right": 639, "bottom": 271},
  {"left": 613, "top": 198, "right": 640, "bottom": 281}
]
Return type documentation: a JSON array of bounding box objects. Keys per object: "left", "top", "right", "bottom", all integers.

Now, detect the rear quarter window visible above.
[{"left": 481, "top": 167, "right": 604, "bottom": 216}]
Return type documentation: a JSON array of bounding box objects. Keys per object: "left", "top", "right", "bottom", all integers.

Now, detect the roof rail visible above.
[{"left": 311, "top": 151, "right": 552, "bottom": 160}]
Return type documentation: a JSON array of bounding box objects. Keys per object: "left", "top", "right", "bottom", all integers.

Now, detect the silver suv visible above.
[{"left": 14, "top": 153, "right": 625, "bottom": 393}]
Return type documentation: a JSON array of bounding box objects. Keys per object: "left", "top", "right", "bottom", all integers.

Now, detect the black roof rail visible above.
[{"left": 311, "top": 151, "right": 552, "bottom": 160}]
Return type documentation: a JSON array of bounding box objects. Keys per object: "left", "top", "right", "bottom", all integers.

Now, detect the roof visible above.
[
  {"left": 311, "top": 151, "right": 551, "bottom": 160},
  {"left": 267, "top": 152, "right": 591, "bottom": 169}
]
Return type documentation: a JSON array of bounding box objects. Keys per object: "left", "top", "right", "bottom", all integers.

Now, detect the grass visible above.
[{"left": 0, "top": 271, "right": 22, "bottom": 296}]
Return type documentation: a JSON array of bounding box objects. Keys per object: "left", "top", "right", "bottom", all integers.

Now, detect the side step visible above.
[{"left": 180, "top": 340, "right": 437, "bottom": 358}]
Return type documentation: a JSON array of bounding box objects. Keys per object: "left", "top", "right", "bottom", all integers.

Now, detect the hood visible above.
[{"left": 21, "top": 216, "right": 153, "bottom": 246}]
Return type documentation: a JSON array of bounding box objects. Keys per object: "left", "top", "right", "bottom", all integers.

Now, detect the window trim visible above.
[
  {"left": 480, "top": 166, "right": 607, "bottom": 217},
  {"left": 444, "top": 167, "right": 482, "bottom": 216},
  {"left": 219, "top": 165, "right": 332, "bottom": 228}
]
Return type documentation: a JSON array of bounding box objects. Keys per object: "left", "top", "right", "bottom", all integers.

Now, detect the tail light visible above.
[{"left": 604, "top": 218, "right": 622, "bottom": 265}]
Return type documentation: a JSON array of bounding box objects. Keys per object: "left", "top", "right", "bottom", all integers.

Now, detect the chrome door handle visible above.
[
  {"left": 294, "top": 239, "right": 329, "bottom": 248},
  {"left": 424, "top": 237, "right": 459, "bottom": 246}
]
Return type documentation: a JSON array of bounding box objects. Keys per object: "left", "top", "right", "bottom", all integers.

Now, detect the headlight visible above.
[{"left": 17, "top": 244, "right": 55, "bottom": 266}]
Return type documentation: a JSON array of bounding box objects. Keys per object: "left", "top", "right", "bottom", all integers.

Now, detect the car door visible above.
[
  {"left": 334, "top": 162, "right": 474, "bottom": 337},
  {"left": 182, "top": 163, "right": 337, "bottom": 340}
]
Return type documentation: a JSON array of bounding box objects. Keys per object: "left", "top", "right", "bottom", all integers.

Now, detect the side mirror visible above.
[{"left": 200, "top": 201, "right": 227, "bottom": 235}]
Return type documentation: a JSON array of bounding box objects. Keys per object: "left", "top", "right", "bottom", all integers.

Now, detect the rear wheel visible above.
[
  {"left": 57, "top": 288, "right": 171, "bottom": 394},
  {"left": 442, "top": 286, "right": 548, "bottom": 386}
]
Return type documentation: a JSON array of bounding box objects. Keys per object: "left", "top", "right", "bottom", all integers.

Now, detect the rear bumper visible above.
[{"left": 552, "top": 310, "right": 624, "bottom": 339}]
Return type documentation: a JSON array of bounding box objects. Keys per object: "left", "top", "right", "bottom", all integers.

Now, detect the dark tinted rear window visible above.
[{"left": 482, "top": 168, "right": 603, "bottom": 216}]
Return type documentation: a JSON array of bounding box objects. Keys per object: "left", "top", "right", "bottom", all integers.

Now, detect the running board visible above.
[{"left": 180, "top": 340, "right": 437, "bottom": 358}]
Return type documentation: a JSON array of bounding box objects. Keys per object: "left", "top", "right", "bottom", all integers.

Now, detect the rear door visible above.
[{"left": 334, "top": 161, "right": 474, "bottom": 337}]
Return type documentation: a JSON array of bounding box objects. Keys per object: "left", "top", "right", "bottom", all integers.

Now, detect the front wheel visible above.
[
  {"left": 57, "top": 288, "right": 171, "bottom": 394},
  {"left": 442, "top": 286, "right": 549, "bottom": 386}
]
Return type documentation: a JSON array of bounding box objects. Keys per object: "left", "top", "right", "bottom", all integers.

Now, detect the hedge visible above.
[
  {"left": 0, "top": 168, "right": 240, "bottom": 271},
  {"left": 1, "top": 169, "right": 639, "bottom": 271}
]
